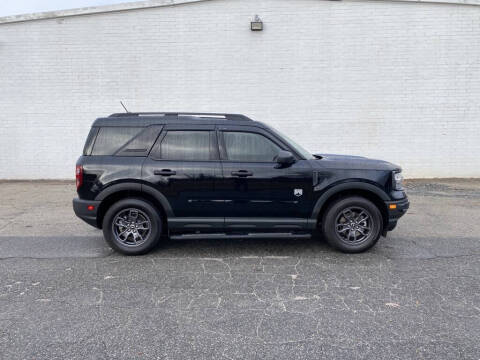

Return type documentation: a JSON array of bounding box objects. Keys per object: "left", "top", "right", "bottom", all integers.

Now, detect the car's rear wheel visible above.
[
  {"left": 322, "top": 196, "right": 383, "bottom": 253},
  {"left": 103, "top": 198, "right": 161, "bottom": 255}
]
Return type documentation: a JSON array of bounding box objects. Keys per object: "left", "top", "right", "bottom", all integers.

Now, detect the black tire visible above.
[
  {"left": 321, "top": 196, "right": 383, "bottom": 253},
  {"left": 102, "top": 198, "right": 162, "bottom": 255}
]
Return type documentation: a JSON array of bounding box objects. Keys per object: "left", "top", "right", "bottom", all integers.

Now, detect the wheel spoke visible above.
[
  {"left": 348, "top": 230, "right": 355, "bottom": 241},
  {"left": 129, "top": 209, "right": 139, "bottom": 221},
  {"left": 115, "top": 219, "right": 127, "bottom": 227},
  {"left": 118, "top": 229, "right": 129, "bottom": 239},
  {"left": 342, "top": 209, "right": 354, "bottom": 221},
  {"left": 136, "top": 221, "right": 150, "bottom": 230},
  {"left": 357, "top": 224, "right": 370, "bottom": 230},
  {"left": 357, "top": 228, "right": 367, "bottom": 235},
  {"left": 356, "top": 211, "right": 369, "bottom": 222}
]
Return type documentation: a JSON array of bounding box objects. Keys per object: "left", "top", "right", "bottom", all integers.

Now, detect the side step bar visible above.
[{"left": 170, "top": 233, "right": 312, "bottom": 240}]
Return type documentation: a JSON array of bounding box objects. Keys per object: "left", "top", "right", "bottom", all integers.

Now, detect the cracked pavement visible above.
[{"left": 0, "top": 180, "right": 479, "bottom": 359}]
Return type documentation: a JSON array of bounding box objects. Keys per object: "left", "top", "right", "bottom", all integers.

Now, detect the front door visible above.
[
  {"left": 217, "top": 126, "right": 313, "bottom": 230},
  {"left": 142, "top": 125, "right": 223, "bottom": 230}
]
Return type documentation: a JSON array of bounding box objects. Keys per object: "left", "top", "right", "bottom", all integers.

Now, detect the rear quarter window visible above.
[
  {"left": 83, "top": 127, "right": 99, "bottom": 155},
  {"left": 91, "top": 127, "right": 143, "bottom": 156},
  {"left": 116, "top": 125, "right": 163, "bottom": 157}
]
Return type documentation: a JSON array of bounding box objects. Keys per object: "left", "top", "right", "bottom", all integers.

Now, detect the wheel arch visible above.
[
  {"left": 312, "top": 182, "right": 389, "bottom": 229},
  {"left": 95, "top": 183, "right": 171, "bottom": 231}
]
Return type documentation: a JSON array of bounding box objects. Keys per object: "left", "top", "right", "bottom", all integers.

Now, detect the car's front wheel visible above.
[
  {"left": 322, "top": 196, "right": 383, "bottom": 253},
  {"left": 102, "top": 198, "right": 161, "bottom": 255}
]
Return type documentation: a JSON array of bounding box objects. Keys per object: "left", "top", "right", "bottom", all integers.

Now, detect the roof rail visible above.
[{"left": 108, "top": 112, "right": 253, "bottom": 121}]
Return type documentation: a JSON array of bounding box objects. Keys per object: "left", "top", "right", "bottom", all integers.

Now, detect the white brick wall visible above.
[{"left": 1, "top": 0, "right": 479, "bottom": 179}]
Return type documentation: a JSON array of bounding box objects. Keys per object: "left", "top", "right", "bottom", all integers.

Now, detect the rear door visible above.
[{"left": 142, "top": 124, "right": 223, "bottom": 224}]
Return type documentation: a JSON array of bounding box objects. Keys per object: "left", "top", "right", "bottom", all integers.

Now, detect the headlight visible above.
[{"left": 392, "top": 171, "right": 404, "bottom": 190}]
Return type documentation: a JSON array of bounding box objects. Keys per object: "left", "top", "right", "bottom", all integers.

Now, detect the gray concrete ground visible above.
[{"left": 0, "top": 180, "right": 479, "bottom": 359}]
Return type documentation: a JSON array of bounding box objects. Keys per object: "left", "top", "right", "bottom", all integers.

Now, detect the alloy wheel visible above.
[
  {"left": 334, "top": 206, "right": 373, "bottom": 245},
  {"left": 112, "top": 208, "right": 152, "bottom": 247}
]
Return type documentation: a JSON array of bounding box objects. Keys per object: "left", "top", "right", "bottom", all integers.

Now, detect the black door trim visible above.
[
  {"left": 167, "top": 217, "right": 314, "bottom": 231},
  {"left": 168, "top": 217, "right": 224, "bottom": 230},
  {"left": 225, "top": 217, "right": 311, "bottom": 230}
]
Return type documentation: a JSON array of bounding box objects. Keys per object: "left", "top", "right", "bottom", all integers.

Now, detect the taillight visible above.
[{"left": 76, "top": 165, "right": 83, "bottom": 189}]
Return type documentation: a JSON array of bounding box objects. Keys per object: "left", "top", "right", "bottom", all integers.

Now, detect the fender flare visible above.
[
  {"left": 141, "top": 184, "right": 174, "bottom": 217},
  {"left": 311, "top": 181, "right": 389, "bottom": 220},
  {"left": 95, "top": 182, "right": 141, "bottom": 201},
  {"left": 94, "top": 182, "right": 174, "bottom": 217}
]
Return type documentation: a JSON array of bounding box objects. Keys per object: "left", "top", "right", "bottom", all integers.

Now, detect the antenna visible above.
[{"left": 120, "top": 101, "right": 129, "bottom": 113}]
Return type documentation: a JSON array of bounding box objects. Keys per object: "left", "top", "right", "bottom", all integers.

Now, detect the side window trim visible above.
[
  {"left": 210, "top": 131, "right": 220, "bottom": 160},
  {"left": 218, "top": 129, "right": 286, "bottom": 163},
  {"left": 149, "top": 130, "right": 168, "bottom": 160},
  {"left": 216, "top": 129, "right": 227, "bottom": 161}
]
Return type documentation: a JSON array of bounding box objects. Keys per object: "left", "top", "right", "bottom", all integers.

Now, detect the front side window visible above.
[
  {"left": 159, "top": 131, "right": 211, "bottom": 161},
  {"left": 91, "top": 127, "right": 143, "bottom": 155},
  {"left": 223, "top": 132, "right": 280, "bottom": 162},
  {"left": 266, "top": 125, "right": 313, "bottom": 159}
]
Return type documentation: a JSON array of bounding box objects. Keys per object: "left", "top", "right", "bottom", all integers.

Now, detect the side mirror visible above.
[{"left": 275, "top": 150, "right": 295, "bottom": 167}]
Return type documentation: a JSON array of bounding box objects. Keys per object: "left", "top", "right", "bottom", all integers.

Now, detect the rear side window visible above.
[
  {"left": 159, "top": 131, "right": 211, "bottom": 161},
  {"left": 91, "top": 127, "right": 142, "bottom": 155},
  {"left": 116, "top": 125, "right": 163, "bottom": 157},
  {"left": 223, "top": 131, "right": 280, "bottom": 162},
  {"left": 83, "top": 127, "right": 99, "bottom": 155}
]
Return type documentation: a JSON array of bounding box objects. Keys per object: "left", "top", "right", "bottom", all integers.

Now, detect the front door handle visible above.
[
  {"left": 231, "top": 170, "right": 253, "bottom": 177},
  {"left": 154, "top": 169, "right": 176, "bottom": 176}
]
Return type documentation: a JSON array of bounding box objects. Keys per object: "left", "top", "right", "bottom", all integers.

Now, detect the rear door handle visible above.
[
  {"left": 154, "top": 169, "right": 176, "bottom": 176},
  {"left": 231, "top": 170, "right": 253, "bottom": 177}
]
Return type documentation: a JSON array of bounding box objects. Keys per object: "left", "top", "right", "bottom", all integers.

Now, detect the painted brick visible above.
[{"left": 0, "top": 0, "right": 479, "bottom": 178}]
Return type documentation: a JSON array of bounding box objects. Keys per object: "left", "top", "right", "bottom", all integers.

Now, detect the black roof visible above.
[{"left": 92, "top": 112, "right": 258, "bottom": 127}]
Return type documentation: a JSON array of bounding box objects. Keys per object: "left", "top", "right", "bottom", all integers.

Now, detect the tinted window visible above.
[
  {"left": 116, "top": 125, "right": 163, "bottom": 157},
  {"left": 266, "top": 125, "right": 313, "bottom": 159},
  {"left": 160, "top": 131, "right": 211, "bottom": 161},
  {"left": 83, "top": 127, "right": 99, "bottom": 155},
  {"left": 224, "top": 132, "right": 280, "bottom": 162},
  {"left": 92, "top": 127, "right": 143, "bottom": 155}
]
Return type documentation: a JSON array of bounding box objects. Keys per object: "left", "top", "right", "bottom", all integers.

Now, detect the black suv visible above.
[{"left": 73, "top": 112, "right": 409, "bottom": 255}]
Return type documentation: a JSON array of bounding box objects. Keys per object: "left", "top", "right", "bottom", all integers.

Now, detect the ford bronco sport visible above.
[{"left": 73, "top": 112, "right": 409, "bottom": 255}]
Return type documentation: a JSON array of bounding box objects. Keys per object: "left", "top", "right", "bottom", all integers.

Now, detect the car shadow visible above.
[{"left": 149, "top": 234, "right": 334, "bottom": 258}]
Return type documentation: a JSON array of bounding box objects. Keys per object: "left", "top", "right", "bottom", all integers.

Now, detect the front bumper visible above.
[
  {"left": 384, "top": 197, "right": 409, "bottom": 232},
  {"left": 73, "top": 198, "right": 101, "bottom": 228}
]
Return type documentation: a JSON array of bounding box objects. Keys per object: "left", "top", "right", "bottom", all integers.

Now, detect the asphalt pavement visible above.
[{"left": 0, "top": 179, "right": 478, "bottom": 359}]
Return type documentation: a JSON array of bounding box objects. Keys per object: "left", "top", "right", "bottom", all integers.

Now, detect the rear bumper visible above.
[
  {"left": 73, "top": 198, "right": 101, "bottom": 228},
  {"left": 385, "top": 197, "right": 409, "bottom": 231}
]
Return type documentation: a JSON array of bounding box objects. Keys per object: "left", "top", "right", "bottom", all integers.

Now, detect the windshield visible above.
[{"left": 267, "top": 126, "right": 314, "bottom": 160}]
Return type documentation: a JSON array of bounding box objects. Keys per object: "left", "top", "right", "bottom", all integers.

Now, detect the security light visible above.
[{"left": 251, "top": 15, "right": 263, "bottom": 31}]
